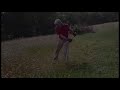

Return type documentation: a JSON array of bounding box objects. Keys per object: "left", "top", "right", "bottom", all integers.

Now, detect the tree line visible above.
[{"left": 1, "top": 12, "right": 119, "bottom": 41}]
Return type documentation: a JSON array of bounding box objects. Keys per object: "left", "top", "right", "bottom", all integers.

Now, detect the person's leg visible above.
[
  {"left": 63, "top": 41, "right": 69, "bottom": 61},
  {"left": 54, "top": 39, "right": 64, "bottom": 60}
]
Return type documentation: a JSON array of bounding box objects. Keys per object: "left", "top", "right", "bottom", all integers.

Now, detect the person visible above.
[{"left": 54, "top": 19, "right": 76, "bottom": 61}]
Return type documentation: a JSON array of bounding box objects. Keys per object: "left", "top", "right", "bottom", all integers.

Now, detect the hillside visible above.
[{"left": 1, "top": 22, "right": 119, "bottom": 78}]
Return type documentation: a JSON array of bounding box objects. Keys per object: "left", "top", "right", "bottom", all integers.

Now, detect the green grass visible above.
[{"left": 1, "top": 22, "right": 119, "bottom": 78}]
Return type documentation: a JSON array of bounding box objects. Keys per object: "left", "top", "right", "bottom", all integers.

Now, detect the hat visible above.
[{"left": 54, "top": 19, "right": 62, "bottom": 25}]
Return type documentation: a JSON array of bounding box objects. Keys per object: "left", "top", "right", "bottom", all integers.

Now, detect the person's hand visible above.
[
  {"left": 73, "top": 32, "right": 77, "bottom": 37},
  {"left": 67, "top": 39, "right": 72, "bottom": 42}
]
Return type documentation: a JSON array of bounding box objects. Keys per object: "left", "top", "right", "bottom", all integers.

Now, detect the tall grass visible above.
[{"left": 1, "top": 22, "right": 119, "bottom": 78}]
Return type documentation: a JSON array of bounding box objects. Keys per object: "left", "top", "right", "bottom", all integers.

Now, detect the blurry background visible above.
[{"left": 1, "top": 12, "right": 119, "bottom": 41}]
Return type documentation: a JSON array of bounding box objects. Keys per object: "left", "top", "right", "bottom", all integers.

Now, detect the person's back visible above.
[{"left": 55, "top": 23, "right": 70, "bottom": 40}]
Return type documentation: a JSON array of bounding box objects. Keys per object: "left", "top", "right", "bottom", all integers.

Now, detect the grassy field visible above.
[{"left": 1, "top": 22, "right": 119, "bottom": 78}]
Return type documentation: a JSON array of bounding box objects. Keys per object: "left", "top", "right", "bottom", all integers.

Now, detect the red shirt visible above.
[{"left": 55, "top": 24, "right": 70, "bottom": 39}]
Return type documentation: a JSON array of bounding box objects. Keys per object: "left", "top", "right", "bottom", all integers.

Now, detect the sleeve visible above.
[
  {"left": 65, "top": 24, "right": 70, "bottom": 31},
  {"left": 68, "top": 26, "right": 76, "bottom": 36}
]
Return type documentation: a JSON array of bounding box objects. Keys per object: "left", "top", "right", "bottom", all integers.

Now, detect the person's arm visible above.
[
  {"left": 59, "top": 34, "right": 72, "bottom": 42},
  {"left": 68, "top": 25, "right": 76, "bottom": 37},
  {"left": 59, "top": 34, "right": 68, "bottom": 41},
  {"left": 69, "top": 29, "right": 77, "bottom": 37}
]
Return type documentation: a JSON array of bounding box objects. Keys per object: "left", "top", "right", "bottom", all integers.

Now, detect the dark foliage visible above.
[{"left": 1, "top": 12, "right": 119, "bottom": 41}]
